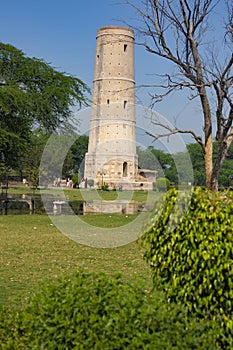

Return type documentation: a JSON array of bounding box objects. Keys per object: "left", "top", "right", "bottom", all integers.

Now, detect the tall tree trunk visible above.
[
  {"left": 211, "top": 169, "right": 219, "bottom": 192},
  {"left": 189, "top": 34, "right": 214, "bottom": 190},
  {"left": 204, "top": 134, "right": 213, "bottom": 190}
]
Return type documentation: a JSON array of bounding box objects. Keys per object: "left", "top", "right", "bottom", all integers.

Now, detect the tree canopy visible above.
[
  {"left": 15, "top": 131, "right": 89, "bottom": 187},
  {"left": 0, "top": 43, "right": 89, "bottom": 176},
  {"left": 137, "top": 143, "right": 233, "bottom": 187}
]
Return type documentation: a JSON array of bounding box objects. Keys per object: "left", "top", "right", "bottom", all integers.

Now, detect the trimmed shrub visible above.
[
  {"left": 97, "top": 181, "right": 109, "bottom": 191},
  {"left": 156, "top": 177, "right": 170, "bottom": 191},
  {"left": 87, "top": 179, "right": 94, "bottom": 188},
  {"left": 140, "top": 187, "right": 233, "bottom": 347},
  {"left": 0, "top": 271, "right": 219, "bottom": 349},
  {"left": 71, "top": 173, "right": 80, "bottom": 187}
]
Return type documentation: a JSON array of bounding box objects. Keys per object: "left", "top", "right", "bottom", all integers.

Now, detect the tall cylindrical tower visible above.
[{"left": 84, "top": 26, "right": 138, "bottom": 187}]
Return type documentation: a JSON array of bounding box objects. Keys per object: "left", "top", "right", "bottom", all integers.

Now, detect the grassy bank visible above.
[
  {"left": 6, "top": 186, "right": 157, "bottom": 202},
  {"left": 0, "top": 214, "right": 152, "bottom": 307}
]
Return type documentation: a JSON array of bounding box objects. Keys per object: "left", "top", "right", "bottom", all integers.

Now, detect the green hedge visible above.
[
  {"left": 155, "top": 177, "right": 170, "bottom": 191},
  {"left": 0, "top": 271, "right": 219, "bottom": 349},
  {"left": 140, "top": 187, "right": 233, "bottom": 347}
]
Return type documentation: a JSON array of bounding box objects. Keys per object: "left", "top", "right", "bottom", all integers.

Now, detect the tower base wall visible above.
[
  {"left": 84, "top": 153, "right": 155, "bottom": 190},
  {"left": 84, "top": 153, "right": 138, "bottom": 183}
]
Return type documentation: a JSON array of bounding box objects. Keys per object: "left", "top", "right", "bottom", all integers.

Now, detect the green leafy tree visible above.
[
  {"left": 0, "top": 43, "right": 89, "bottom": 176},
  {"left": 137, "top": 143, "right": 233, "bottom": 187},
  {"left": 137, "top": 146, "right": 158, "bottom": 170},
  {"left": 137, "top": 146, "right": 178, "bottom": 183},
  {"left": 172, "top": 151, "right": 194, "bottom": 185},
  {"left": 18, "top": 131, "right": 88, "bottom": 185},
  {"left": 186, "top": 143, "right": 205, "bottom": 186},
  {"left": 62, "top": 148, "right": 75, "bottom": 179},
  {"left": 214, "top": 142, "right": 233, "bottom": 187},
  {"left": 62, "top": 135, "right": 89, "bottom": 179},
  {"left": 70, "top": 134, "right": 89, "bottom": 175},
  {"left": 186, "top": 142, "right": 233, "bottom": 187},
  {"left": 148, "top": 147, "right": 178, "bottom": 183},
  {"left": 18, "top": 130, "right": 50, "bottom": 186}
]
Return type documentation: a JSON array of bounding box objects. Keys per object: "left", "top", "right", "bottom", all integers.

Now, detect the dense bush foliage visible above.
[
  {"left": 140, "top": 187, "right": 233, "bottom": 346},
  {"left": 0, "top": 271, "right": 219, "bottom": 349}
]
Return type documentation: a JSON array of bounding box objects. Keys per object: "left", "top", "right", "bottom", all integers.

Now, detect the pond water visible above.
[
  {"left": 0, "top": 194, "right": 145, "bottom": 215},
  {"left": 0, "top": 194, "right": 44, "bottom": 215}
]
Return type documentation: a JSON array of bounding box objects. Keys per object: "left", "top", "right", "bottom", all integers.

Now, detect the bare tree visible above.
[{"left": 127, "top": 0, "right": 233, "bottom": 191}]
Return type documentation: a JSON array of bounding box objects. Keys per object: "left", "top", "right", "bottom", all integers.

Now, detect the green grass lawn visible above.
[
  {"left": 0, "top": 214, "right": 152, "bottom": 307},
  {"left": 6, "top": 186, "right": 158, "bottom": 203}
]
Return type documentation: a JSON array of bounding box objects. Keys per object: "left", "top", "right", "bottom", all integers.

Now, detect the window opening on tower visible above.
[
  {"left": 123, "top": 162, "right": 128, "bottom": 177},
  {"left": 124, "top": 44, "right": 127, "bottom": 52}
]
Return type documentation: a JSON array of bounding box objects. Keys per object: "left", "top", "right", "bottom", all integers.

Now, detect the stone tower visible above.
[{"left": 84, "top": 26, "right": 138, "bottom": 188}]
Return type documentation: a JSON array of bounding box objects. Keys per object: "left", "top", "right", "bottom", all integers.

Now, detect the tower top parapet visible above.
[{"left": 96, "top": 26, "right": 134, "bottom": 38}]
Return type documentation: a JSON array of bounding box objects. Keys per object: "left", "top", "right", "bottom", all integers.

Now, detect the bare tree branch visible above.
[
  {"left": 147, "top": 127, "right": 204, "bottom": 144},
  {"left": 146, "top": 117, "right": 204, "bottom": 148},
  {"left": 127, "top": 0, "right": 233, "bottom": 190}
]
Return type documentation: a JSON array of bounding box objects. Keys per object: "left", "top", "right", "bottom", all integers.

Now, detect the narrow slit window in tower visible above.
[
  {"left": 123, "top": 162, "right": 127, "bottom": 177},
  {"left": 107, "top": 99, "right": 110, "bottom": 105},
  {"left": 124, "top": 100, "right": 127, "bottom": 109},
  {"left": 124, "top": 44, "right": 127, "bottom": 52}
]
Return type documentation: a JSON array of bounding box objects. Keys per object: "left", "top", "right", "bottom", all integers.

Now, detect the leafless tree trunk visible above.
[{"left": 127, "top": 0, "right": 233, "bottom": 191}]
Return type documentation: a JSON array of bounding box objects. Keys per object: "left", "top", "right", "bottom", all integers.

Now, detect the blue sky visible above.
[
  {"left": 1, "top": 1, "right": 138, "bottom": 85},
  {"left": 0, "top": 0, "right": 227, "bottom": 151}
]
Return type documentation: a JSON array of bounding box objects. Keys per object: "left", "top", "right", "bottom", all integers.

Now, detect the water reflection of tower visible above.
[{"left": 84, "top": 26, "right": 138, "bottom": 188}]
